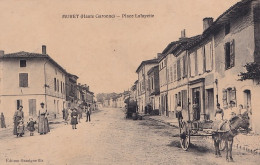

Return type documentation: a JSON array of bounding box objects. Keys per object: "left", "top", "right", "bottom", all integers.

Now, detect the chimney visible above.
[
  {"left": 0, "top": 50, "right": 4, "bottom": 56},
  {"left": 157, "top": 53, "right": 162, "bottom": 59},
  {"left": 203, "top": 17, "right": 213, "bottom": 31},
  {"left": 181, "top": 29, "right": 186, "bottom": 38},
  {"left": 179, "top": 29, "right": 187, "bottom": 40},
  {"left": 42, "top": 45, "right": 46, "bottom": 54}
]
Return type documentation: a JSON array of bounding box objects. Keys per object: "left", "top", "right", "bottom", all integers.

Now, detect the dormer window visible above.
[
  {"left": 225, "top": 23, "right": 230, "bottom": 35},
  {"left": 20, "top": 60, "right": 26, "bottom": 67}
]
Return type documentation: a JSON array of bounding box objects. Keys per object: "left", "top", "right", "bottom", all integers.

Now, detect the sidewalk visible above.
[{"left": 147, "top": 115, "right": 260, "bottom": 155}]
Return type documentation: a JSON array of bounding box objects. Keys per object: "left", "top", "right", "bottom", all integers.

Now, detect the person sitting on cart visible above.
[
  {"left": 213, "top": 103, "right": 225, "bottom": 132},
  {"left": 215, "top": 103, "right": 224, "bottom": 120}
]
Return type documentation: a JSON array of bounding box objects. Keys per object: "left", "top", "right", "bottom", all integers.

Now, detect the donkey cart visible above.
[
  {"left": 178, "top": 119, "right": 225, "bottom": 151},
  {"left": 177, "top": 109, "right": 250, "bottom": 162}
]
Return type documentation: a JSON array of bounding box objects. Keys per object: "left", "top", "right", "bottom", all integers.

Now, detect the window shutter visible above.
[
  {"left": 222, "top": 89, "right": 228, "bottom": 108},
  {"left": 195, "top": 51, "right": 198, "bottom": 76},
  {"left": 202, "top": 46, "right": 206, "bottom": 72},
  {"left": 231, "top": 87, "right": 237, "bottom": 106},
  {"left": 183, "top": 55, "right": 187, "bottom": 78},
  {"left": 19, "top": 73, "right": 28, "bottom": 87},
  {"left": 224, "top": 44, "right": 227, "bottom": 69},
  {"left": 173, "top": 63, "right": 177, "bottom": 81},
  {"left": 177, "top": 59, "right": 181, "bottom": 80},
  {"left": 182, "top": 90, "right": 187, "bottom": 110},
  {"left": 230, "top": 39, "right": 235, "bottom": 67}
]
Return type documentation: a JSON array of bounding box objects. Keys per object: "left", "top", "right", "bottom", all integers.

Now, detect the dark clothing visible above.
[
  {"left": 27, "top": 121, "right": 36, "bottom": 132},
  {"left": 62, "top": 109, "right": 65, "bottom": 119},
  {"left": 13, "top": 110, "right": 24, "bottom": 135},
  {"left": 64, "top": 109, "right": 69, "bottom": 121},
  {"left": 1, "top": 113, "right": 6, "bottom": 128},
  {"left": 86, "top": 112, "right": 91, "bottom": 122},
  {"left": 71, "top": 111, "right": 78, "bottom": 125}
]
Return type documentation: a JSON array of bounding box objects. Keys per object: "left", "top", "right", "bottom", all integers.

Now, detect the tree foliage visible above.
[{"left": 238, "top": 62, "right": 260, "bottom": 81}]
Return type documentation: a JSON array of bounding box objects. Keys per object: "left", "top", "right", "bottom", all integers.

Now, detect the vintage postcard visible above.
[{"left": 0, "top": 0, "right": 260, "bottom": 164}]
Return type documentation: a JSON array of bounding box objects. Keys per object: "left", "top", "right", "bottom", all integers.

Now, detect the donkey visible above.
[{"left": 212, "top": 112, "right": 250, "bottom": 162}]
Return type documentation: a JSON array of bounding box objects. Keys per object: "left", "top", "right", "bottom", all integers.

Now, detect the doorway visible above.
[
  {"left": 206, "top": 89, "right": 214, "bottom": 120},
  {"left": 192, "top": 88, "right": 201, "bottom": 121},
  {"left": 29, "top": 99, "right": 36, "bottom": 116}
]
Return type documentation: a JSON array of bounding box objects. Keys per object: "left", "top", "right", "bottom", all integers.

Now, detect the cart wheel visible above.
[
  {"left": 219, "top": 139, "right": 225, "bottom": 151},
  {"left": 179, "top": 121, "right": 190, "bottom": 151}
]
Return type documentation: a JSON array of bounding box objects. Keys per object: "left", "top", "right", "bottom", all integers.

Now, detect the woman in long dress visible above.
[
  {"left": 38, "top": 103, "right": 50, "bottom": 135},
  {"left": 13, "top": 106, "right": 24, "bottom": 135}
]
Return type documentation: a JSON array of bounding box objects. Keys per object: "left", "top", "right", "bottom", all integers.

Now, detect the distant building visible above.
[
  {"left": 136, "top": 59, "right": 158, "bottom": 113},
  {"left": 147, "top": 65, "right": 160, "bottom": 110},
  {"left": 65, "top": 73, "right": 78, "bottom": 108}
]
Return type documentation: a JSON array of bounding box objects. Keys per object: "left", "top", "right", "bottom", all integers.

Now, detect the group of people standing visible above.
[
  {"left": 13, "top": 102, "right": 50, "bottom": 137},
  {"left": 62, "top": 103, "right": 93, "bottom": 130}
]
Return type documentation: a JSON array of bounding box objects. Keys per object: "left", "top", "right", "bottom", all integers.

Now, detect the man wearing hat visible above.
[{"left": 38, "top": 102, "right": 50, "bottom": 135}]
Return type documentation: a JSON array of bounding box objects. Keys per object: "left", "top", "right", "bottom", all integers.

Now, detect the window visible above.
[
  {"left": 183, "top": 55, "right": 187, "bottom": 78},
  {"left": 177, "top": 59, "right": 181, "bottom": 80},
  {"left": 222, "top": 87, "right": 236, "bottom": 108},
  {"left": 225, "top": 23, "right": 230, "bottom": 35},
  {"left": 16, "top": 100, "right": 23, "bottom": 110},
  {"left": 57, "top": 79, "right": 59, "bottom": 92},
  {"left": 61, "top": 81, "right": 63, "bottom": 93},
  {"left": 54, "top": 78, "right": 56, "bottom": 91},
  {"left": 197, "top": 47, "right": 204, "bottom": 75},
  {"left": 173, "top": 63, "right": 177, "bottom": 81},
  {"left": 19, "top": 73, "right": 28, "bottom": 87},
  {"left": 205, "top": 42, "right": 213, "bottom": 71},
  {"left": 225, "top": 40, "right": 235, "bottom": 69},
  {"left": 63, "top": 82, "right": 65, "bottom": 94},
  {"left": 20, "top": 60, "right": 26, "bottom": 67},
  {"left": 151, "top": 77, "right": 154, "bottom": 90}
]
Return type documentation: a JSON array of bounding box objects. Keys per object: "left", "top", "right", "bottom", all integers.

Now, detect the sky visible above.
[{"left": 0, "top": 0, "right": 240, "bottom": 94}]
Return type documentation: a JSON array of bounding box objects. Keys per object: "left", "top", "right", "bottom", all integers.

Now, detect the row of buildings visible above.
[
  {"left": 0, "top": 45, "right": 94, "bottom": 124},
  {"left": 130, "top": 0, "right": 260, "bottom": 134},
  {"left": 103, "top": 91, "right": 131, "bottom": 108}
]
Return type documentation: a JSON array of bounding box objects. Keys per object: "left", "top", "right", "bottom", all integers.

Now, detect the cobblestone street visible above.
[{"left": 0, "top": 108, "right": 260, "bottom": 165}]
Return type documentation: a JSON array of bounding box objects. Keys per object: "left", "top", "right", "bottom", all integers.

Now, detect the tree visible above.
[{"left": 238, "top": 62, "right": 260, "bottom": 81}]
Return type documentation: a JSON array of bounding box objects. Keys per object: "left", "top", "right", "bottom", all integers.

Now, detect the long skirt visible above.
[
  {"left": 38, "top": 115, "right": 50, "bottom": 134},
  {"left": 71, "top": 117, "right": 78, "bottom": 125},
  {"left": 13, "top": 116, "right": 22, "bottom": 135}
]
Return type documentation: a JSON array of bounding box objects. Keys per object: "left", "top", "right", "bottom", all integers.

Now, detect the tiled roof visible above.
[
  {"left": 203, "top": 0, "right": 253, "bottom": 36},
  {"left": 1, "top": 51, "right": 68, "bottom": 74},
  {"left": 159, "top": 35, "right": 202, "bottom": 60},
  {"left": 136, "top": 58, "right": 158, "bottom": 73},
  {"left": 186, "top": 0, "right": 253, "bottom": 50}
]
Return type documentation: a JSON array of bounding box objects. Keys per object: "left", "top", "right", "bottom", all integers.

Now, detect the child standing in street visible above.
[
  {"left": 71, "top": 108, "right": 78, "bottom": 129},
  {"left": 27, "top": 118, "right": 36, "bottom": 136},
  {"left": 17, "top": 120, "right": 25, "bottom": 137}
]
